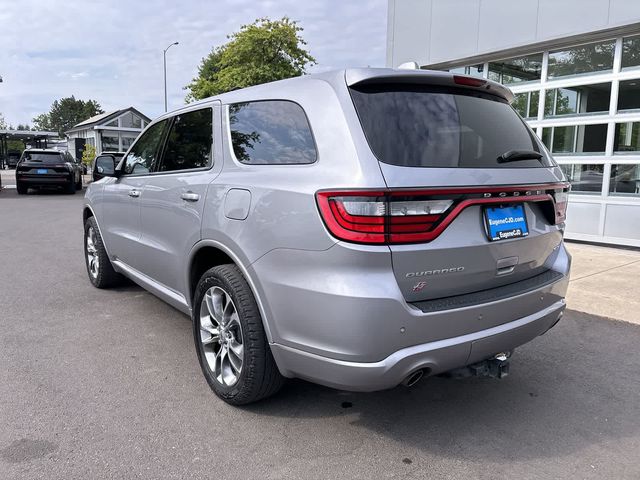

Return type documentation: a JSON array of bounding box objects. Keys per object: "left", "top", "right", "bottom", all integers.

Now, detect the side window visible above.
[
  {"left": 229, "top": 100, "right": 316, "bottom": 165},
  {"left": 158, "top": 108, "right": 213, "bottom": 172},
  {"left": 122, "top": 120, "right": 168, "bottom": 175}
]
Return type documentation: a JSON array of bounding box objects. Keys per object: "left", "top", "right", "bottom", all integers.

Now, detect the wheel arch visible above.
[
  {"left": 82, "top": 204, "right": 94, "bottom": 224},
  {"left": 187, "top": 240, "right": 274, "bottom": 342}
]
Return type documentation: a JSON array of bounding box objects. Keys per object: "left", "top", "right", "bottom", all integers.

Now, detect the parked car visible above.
[
  {"left": 92, "top": 152, "right": 125, "bottom": 182},
  {"left": 82, "top": 68, "right": 571, "bottom": 405},
  {"left": 5, "top": 150, "right": 21, "bottom": 169},
  {"left": 16, "top": 149, "right": 83, "bottom": 194}
]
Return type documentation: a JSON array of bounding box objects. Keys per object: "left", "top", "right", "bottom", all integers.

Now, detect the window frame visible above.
[
  {"left": 119, "top": 119, "right": 171, "bottom": 177},
  {"left": 225, "top": 99, "right": 319, "bottom": 167},
  {"left": 153, "top": 106, "right": 215, "bottom": 175}
]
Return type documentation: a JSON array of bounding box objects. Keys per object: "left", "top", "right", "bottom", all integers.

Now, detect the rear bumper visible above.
[
  {"left": 270, "top": 299, "right": 565, "bottom": 391},
  {"left": 18, "top": 175, "right": 71, "bottom": 185},
  {"left": 250, "top": 239, "right": 571, "bottom": 391}
]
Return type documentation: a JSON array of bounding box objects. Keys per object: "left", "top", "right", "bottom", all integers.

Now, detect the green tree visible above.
[
  {"left": 185, "top": 17, "right": 315, "bottom": 101},
  {"left": 32, "top": 96, "right": 104, "bottom": 136}
]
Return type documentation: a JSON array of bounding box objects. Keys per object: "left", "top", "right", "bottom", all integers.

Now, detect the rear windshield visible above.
[
  {"left": 21, "top": 152, "right": 64, "bottom": 163},
  {"left": 349, "top": 84, "right": 553, "bottom": 168}
]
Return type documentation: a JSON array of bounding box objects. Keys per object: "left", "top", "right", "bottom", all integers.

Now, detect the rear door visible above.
[
  {"left": 348, "top": 80, "right": 568, "bottom": 302},
  {"left": 101, "top": 120, "right": 169, "bottom": 269},
  {"left": 135, "top": 103, "right": 221, "bottom": 295}
]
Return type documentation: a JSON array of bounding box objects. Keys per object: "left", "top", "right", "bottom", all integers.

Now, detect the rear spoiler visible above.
[{"left": 345, "top": 68, "right": 514, "bottom": 103}]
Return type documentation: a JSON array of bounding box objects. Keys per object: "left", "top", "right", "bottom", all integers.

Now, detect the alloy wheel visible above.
[
  {"left": 199, "top": 286, "right": 244, "bottom": 386},
  {"left": 86, "top": 227, "right": 100, "bottom": 278}
]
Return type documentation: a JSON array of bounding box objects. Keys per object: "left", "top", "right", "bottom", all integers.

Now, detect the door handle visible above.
[
  {"left": 128, "top": 189, "right": 140, "bottom": 198},
  {"left": 181, "top": 192, "right": 200, "bottom": 202}
]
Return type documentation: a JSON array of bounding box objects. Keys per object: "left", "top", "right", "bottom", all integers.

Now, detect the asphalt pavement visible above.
[{"left": 1, "top": 187, "right": 639, "bottom": 479}]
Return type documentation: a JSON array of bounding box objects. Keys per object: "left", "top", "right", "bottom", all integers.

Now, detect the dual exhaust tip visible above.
[{"left": 401, "top": 369, "right": 425, "bottom": 388}]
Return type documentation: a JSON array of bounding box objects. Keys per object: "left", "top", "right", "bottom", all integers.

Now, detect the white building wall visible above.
[{"left": 387, "top": 0, "right": 640, "bottom": 68}]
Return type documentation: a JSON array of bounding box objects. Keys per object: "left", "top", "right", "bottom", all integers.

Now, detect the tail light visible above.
[
  {"left": 316, "top": 183, "right": 570, "bottom": 245},
  {"left": 552, "top": 186, "right": 570, "bottom": 224}
]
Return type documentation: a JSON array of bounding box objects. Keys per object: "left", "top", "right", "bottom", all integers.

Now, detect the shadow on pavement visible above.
[{"left": 246, "top": 311, "right": 640, "bottom": 463}]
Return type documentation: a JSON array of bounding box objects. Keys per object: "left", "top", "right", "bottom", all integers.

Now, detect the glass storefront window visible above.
[
  {"left": 541, "top": 124, "right": 607, "bottom": 155},
  {"left": 614, "top": 122, "right": 640, "bottom": 154},
  {"left": 559, "top": 164, "right": 604, "bottom": 194},
  {"left": 617, "top": 80, "right": 640, "bottom": 112},
  {"left": 621, "top": 35, "right": 640, "bottom": 70},
  {"left": 101, "top": 135, "right": 118, "bottom": 151},
  {"left": 543, "top": 83, "right": 611, "bottom": 117},
  {"left": 488, "top": 53, "right": 543, "bottom": 84},
  {"left": 449, "top": 64, "right": 484, "bottom": 78},
  {"left": 609, "top": 164, "right": 640, "bottom": 196},
  {"left": 547, "top": 41, "right": 615, "bottom": 79},
  {"left": 121, "top": 135, "right": 137, "bottom": 152},
  {"left": 512, "top": 91, "right": 539, "bottom": 119}
]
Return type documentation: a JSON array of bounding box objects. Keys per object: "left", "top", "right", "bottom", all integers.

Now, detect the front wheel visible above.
[
  {"left": 193, "top": 265, "right": 284, "bottom": 405},
  {"left": 84, "top": 217, "right": 122, "bottom": 288}
]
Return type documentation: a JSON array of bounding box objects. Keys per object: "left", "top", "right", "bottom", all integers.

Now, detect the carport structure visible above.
[{"left": 0, "top": 129, "right": 58, "bottom": 166}]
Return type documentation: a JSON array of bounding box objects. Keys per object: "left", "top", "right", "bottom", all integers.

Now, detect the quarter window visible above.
[
  {"left": 123, "top": 120, "right": 168, "bottom": 175},
  {"left": 158, "top": 108, "right": 213, "bottom": 172},
  {"left": 229, "top": 101, "right": 316, "bottom": 165}
]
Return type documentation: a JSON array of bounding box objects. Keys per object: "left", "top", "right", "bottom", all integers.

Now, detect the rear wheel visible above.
[
  {"left": 84, "top": 216, "right": 122, "bottom": 288},
  {"left": 16, "top": 182, "right": 27, "bottom": 195},
  {"left": 67, "top": 176, "right": 76, "bottom": 194},
  {"left": 193, "top": 264, "right": 284, "bottom": 405}
]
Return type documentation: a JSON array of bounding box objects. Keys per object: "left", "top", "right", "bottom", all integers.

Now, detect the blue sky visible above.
[{"left": 0, "top": 0, "right": 387, "bottom": 127}]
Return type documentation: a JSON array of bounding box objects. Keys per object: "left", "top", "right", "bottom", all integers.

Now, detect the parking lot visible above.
[{"left": 1, "top": 186, "right": 639, "bottom": 479}]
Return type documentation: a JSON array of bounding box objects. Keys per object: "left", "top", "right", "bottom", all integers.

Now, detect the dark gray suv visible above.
[{"left": 83, "top": 68, "right": 571, "bottom": 405}]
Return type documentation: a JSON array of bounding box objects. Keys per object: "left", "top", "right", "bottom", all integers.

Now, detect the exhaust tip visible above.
[{"left": 402, "top": 369, "right": 425, "bottom": 388}]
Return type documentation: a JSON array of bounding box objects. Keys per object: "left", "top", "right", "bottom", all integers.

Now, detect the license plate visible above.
[
  {"left": 36, "top": 169, "right": 47, "bottom": 174},
  {"left": 484, "top": 204, "right": 529, "bottom": 241}
]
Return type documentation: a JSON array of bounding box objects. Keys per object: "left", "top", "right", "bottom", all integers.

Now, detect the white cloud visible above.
[{"left": 0, "top": 0, "right": 387, "bottom": 126}]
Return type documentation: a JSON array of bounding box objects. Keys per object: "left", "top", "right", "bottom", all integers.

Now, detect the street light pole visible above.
[{"left": 163, "top": 42, "right": 179, "bottom": 112}]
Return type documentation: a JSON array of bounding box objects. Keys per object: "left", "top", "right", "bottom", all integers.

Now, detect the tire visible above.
[
  {"left": 67, "top": 176, "right": 76, "bottom": 194},
  {"left": 16, "top": 182, "right": 27, "bottom": 195},
  {"left": 75, "top": 174, "right": 82, "bottom": 191},
  {"left": 193, "top": 264, "right": 285, "bottom": 405},
  {"left": 84, "top": 216, "right": 123, "bottom": 288}
]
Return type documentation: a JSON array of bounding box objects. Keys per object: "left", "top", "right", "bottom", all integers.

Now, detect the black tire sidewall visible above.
[
  {"left": 83, "top": 217, "right": 116, "bottom": 288},
  {"left": 192, "top": 265, "right": 274, "bottom": 405},
  {"left": 193, "top": 268, "right": 247, "bottom": 399}
]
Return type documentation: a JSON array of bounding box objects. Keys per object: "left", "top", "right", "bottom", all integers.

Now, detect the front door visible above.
[
  {"left": 101, "top": 119, "right": 169, "bottom": 269},
  {"left": 136, "top": 103, "right": 222, "bottom": 295}
]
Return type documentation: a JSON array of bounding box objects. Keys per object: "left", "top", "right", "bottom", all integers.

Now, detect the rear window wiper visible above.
[{"left": 497, "top": 150, "right": 543, "bottom": 164}]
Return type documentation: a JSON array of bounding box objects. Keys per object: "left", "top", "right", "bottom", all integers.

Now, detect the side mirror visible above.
[{"left": 93, "top": 155, "right": 117, "bottom": 180}]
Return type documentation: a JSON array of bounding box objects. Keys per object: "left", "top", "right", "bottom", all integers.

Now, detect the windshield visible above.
[
  {"left": 349, "top": 84, "right": 553, "bottom": 168},
  {"left": 21, "top": 152, "right": 64, "bottom": 163}
]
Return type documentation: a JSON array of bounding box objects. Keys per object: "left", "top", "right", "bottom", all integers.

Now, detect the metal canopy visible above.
[{"left": 0, "top": 129, "right": 59, "bottom": 163}]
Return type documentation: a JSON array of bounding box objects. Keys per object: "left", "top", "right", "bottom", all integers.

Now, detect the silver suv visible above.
[{"left": 83, "top": 69, "right": 571, "bottom": 405}]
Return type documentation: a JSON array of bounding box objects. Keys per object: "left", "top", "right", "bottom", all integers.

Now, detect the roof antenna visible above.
[{"left": 397, "top": 61, "right": 420, "bottom": 70}]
